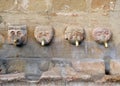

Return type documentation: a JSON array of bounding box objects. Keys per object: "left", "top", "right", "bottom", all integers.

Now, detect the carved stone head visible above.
[
  {"left": 92, "top": 27, "right": 112, "bottom": 48},
  {"left": 34, "top": 25, "right": 54, "bottom": 46},
  {"left": 64, "top": 25, "right": 85, "bottom": 46},
  {"left": 8, "top": 24, "right": 27, "bottom": 46}
]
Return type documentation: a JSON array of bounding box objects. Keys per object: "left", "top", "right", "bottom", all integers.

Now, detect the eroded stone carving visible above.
[
  {"left": 92, "top": 27, "right": 112, "bottom": 48},
  {"left": 34, "top": 25, "right": 54, "bottom": 46},
  {"left": 8, "top": 24, "right": 27, "bottom": 46},
  {"left": 64, "top": 25, "right": 85, "bottom": 46}
]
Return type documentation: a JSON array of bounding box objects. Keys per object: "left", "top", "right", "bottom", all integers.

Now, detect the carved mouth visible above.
[
  {"left": 14, "top": 39, "right": 24, "bottom": 46},
  {"left": 0, "top": 68, "right": 2, "bottom": 73}
]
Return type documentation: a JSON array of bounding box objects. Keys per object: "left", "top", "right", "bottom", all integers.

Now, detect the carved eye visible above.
[
  {"left": 104, "top": 30, "right": 109, "bottom": 35},
  {"left": 10, "top": 31, "right": 15, "bottom": 36},
  {"left": 38, "top": 32, "right": 42, "bottom": 38},
  {"left": 17, "top": 31, "right": 22, "bottom": 36},
  {"left": 45, "top": 31, "right": 49, "bottom": 36},
  {"left": 96, "top": 31, "right": 102, "bottom": 36}
]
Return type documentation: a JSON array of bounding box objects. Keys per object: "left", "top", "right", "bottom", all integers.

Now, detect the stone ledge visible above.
[
  {"left": 72, "top": 59, "right": 105, "bottom": 75},
  {"left": 2, "top": 59, "right": 120, "bottom": 84},
  {"left": 0, "top": 58, "right": 105, "bottom": 82},
  {"left": 0, "top": 73, "right": 25, "bottom": 83}
]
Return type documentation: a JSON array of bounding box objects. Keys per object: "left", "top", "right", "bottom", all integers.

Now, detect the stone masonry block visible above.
[
  {"left": 53, "top": 0, "right": 86, "bottom": 12},
  {"left": 91, "top": 0, "right": 116, "bottom": 11},
  {"left": 72, "top": 59, "right": 105, "bottom": 75},
  {"left": 28, "top": 0, "right": 48, "bottom": 12},
  {"left": 110, "top": 59, "right": 120, "bottom": 75},
  {"left": 0, "top": 0, "right": 14, "bottom": 11},
  {"left": 8, "top": 59, "right": 25, "bottom": 73},
  {"left": 40, "top": 59, "right": 105, "bottom": 82}
]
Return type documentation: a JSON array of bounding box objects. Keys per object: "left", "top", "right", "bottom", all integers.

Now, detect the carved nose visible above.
[{"left": 43, "top": 33, "right": 47, "bottom": 36}]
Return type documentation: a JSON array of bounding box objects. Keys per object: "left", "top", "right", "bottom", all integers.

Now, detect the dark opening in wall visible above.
[{"left": 104, "top": 56, "right": 111, "bottom": 75}]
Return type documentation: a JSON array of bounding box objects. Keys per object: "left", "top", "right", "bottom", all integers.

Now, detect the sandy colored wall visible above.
[
  {"left": 0, "top": 0, "right": 118, "bottom": 59},
  {"left": 0, "top": 0, "right": 120, "bottom": 85}
]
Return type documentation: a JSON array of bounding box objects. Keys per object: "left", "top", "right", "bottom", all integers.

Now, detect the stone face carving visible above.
[
  {"left": 64, "top": 25, "right": 85, "bottom": 46},
  {"left": 8, "top": 24, "right": 27, "bottom": 46},
  {"left": 92, "top": 27, "right": 112, "bottom": 48},
  {"left": 34, "top": 25, "right": 54, "bottom": 46}
]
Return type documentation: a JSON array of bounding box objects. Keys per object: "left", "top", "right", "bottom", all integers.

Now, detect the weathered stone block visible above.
[
  {"left": 72, "top": 59, "right": 105, "bottom": 75},
  {"left": 0, "top": 0, "right": 14, "bottom": 11},
  {"left": 39, "top": 59, "right": 105, "bottom": 82},
  {"left": 110, "top": 59, "right": 120, "bottom": 74},
  {"left": 28, "top": 0, "right": 47, "bottom": 12},
  {"left": 25, "top": 58, "right": 51, "bottom": 80},
  {"left": 53, "top": 0, "right": 86, "bottom": 12},
  {"left": 0, "top": 59, "right": 8, "bottom": 74},
  {"left": 91, "top": 0, "right": 116, "bottom": 11},
  {"left": 40, "top": 66, "right": 62, "bottom": 80},
  {"left": 8, "top": 59, "right": 25, "bottom": 73}
]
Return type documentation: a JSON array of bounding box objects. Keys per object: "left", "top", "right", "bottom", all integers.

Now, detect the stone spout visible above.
[
  {"left": 104, "top": 42, "right": 108, "bottom": 48},
  {"left": 75, "top": 40, "right": 79, "bottom": 47},
  {"left": 41, "top": 40, "right": 45, "bottom": 46}
]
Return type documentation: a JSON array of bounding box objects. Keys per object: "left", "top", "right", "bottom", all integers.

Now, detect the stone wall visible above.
[{"left": 0, "top": 0, "right": 120, "bottom": 85}]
